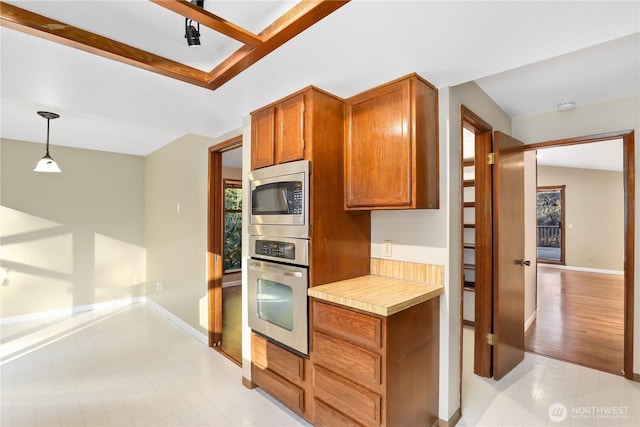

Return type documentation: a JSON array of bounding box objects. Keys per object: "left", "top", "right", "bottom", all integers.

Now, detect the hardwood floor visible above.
[
  {"left": 221, "top": 285, "right": 242, "bottom": 365},
  {"left": 525, "top": 267, "right": 624, "bottom": 375}
]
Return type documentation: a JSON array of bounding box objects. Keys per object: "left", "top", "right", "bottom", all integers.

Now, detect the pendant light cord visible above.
[{"left": 45, "top": 118, "right": 51, "bottom": 156}]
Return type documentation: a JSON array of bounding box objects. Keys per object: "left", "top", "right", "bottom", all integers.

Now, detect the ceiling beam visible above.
[
  {"left": 0, "top": 2, "right": 211, "bottom": 87},
  {"left": 150, "top": 0, "right": 263, "bottom": 47},
  {"left": 205, "top": 0, "right": 350, "bottom": 90},
  {"left": 0, "top": 0, "right": 350, "bottom": 91}
]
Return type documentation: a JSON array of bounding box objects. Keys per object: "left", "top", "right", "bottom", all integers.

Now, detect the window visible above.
[
  {"left": 536, "top": 186, "right": 565, "bottom": 264},
  {"left": 224, "top": 180, "right": 242, "bottom": 272}
]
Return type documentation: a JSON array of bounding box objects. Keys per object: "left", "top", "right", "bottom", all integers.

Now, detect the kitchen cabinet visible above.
[
  {"left": 247, "top": 86, "right": 372, "bottom": 421},
  {"left": 345, "top": 73, "right": 439, "bottom": 210},
  {"left": 249, "top": 86, "right": 372, "bottom": 287},
  {"left": 251, "top": 93, "right": 305, "bottom": 169},
  {"left": 250, "top": 89, "right": 323, "bottom": 169},
  {"left": 251, "top": 332, "right": 308, "bottom": 416},
  {"left": 250, "top": 106, "right": 276, "bottom": 169},
  {"left": 310, "top": 298, "right": 439, "bottom": 427},
  {"left": 251, "top": 93, "right": 308, "bottom": 169}
]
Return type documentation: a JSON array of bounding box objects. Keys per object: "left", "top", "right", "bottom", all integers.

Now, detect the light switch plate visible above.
[{"left": 383, "top": 240, "right": 392, "bottom": 257}]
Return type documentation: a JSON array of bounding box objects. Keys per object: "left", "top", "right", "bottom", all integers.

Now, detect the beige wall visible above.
[
  {"left": 144, "top": 133, "right": 211, "bottom": 335},
  {"left": 144, "top": 132, "right": 242, "bottom": 336},
  {"left": 524, "top": 151, "right": 538, "bottom": 330},
  {"left": 512, "top": 94, "right": 640, "bottom": 376},
  {"left": 444, "top": 82, "right": 511, "bottom": 419},
  {"left": 538, "top": 165, "right": 624, "bottom": 271},
  {"left": 0, "top": 138, "right": 145, "bottom": 317}
]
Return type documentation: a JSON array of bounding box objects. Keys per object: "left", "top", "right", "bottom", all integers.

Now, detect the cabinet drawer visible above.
[
  {"left": 251, "top": 333, "right": 304, "bottom": 386},
  {"left": 314, "top": 398, "right": 363, "bottom": 427},
  {"left": 313, "top": 331, "right": 382, "bottom": 388},
  {"left": 252, "top": 364, "right": 305, "bottom": 416},
  {"left": 313, "top": 301, "right": 382, "bottom": 350},
  {"left": 313, "top": 366, "right": 381, "bottom": 427}
]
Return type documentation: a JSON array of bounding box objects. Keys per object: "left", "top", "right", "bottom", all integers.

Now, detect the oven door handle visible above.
[{"left": 249, "top": 262, "right": 304, "bottom": 277}]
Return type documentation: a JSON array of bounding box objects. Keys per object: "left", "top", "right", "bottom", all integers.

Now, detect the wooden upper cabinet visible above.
[
  {"left": 251, "top": 106, "right": 276, "bottom": 169},
  {"left": 251, "top": 93, "right": 306, "bottom": 170},
  {"left": 275, "top": 94, "right": 306, "bottom": 165},
  {"left": 345, "top": 73, "right": 439, "bottom": 210}
]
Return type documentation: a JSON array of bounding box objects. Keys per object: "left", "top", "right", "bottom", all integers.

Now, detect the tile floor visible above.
[
  {"left": 1, "top": 303, "right": 309, "bottom": 427},
  {"left": 1, "top": 304, "right": 638, "bottom": 426},
  {"left": 458, "top": 326, "right": 640, "bottom": 427}
]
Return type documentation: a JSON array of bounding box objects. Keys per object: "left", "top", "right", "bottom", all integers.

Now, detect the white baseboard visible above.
[
  {"left": 524, "top": 310, "right": 537, "bottom": 332},
  {"left": 0, "top": 297, "right": 145, "bottom": 325},
  {"left": 144, "top": 298, "right": 209, "bottom": 345},
  {"left": 538, "top": 263, "right": 624, "bottom": 276}
]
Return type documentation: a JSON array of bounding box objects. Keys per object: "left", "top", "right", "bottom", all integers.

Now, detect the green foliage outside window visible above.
[
  {"left": 536, "top": 189, "right": 562, "bottom": 248},
  {"left": 224, "top": 181, "right": 242, "bottom": 272},
  {"left": 537, "top": 191, "right": 561, "bottom": 226}
]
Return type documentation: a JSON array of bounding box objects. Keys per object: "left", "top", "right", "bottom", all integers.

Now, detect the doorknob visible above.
[{"left": 519, "top": 259, "right": 531, "bottom": 267}]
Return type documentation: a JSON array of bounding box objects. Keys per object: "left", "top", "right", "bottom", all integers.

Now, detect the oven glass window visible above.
[
  {"left": 252, "top": 181, "right": 302, "bottom": 215},
  {"left": 256, "top": 279, "right": 294, "bottom": 331}
]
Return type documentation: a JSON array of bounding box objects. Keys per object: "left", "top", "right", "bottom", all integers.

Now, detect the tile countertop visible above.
[{"left": 308, "top": 275, "right": 444, "bottom": 316}]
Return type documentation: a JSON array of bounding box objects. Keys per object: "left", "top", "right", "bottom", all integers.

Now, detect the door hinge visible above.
[
  {"left": 486, "top": 333, "right": 495, "bottom": 346},
  {"left": 487, "top": 152, "right": 495, "bottom": 165}
]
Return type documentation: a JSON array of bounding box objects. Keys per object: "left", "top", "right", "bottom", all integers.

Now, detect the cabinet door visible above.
[
  {"left": 346, "top": 79, "right": 412, "bottom": 208},
  {"left": 276, "top": 94, "right": 306, "bottom": 165},
  {"left": 251, "top": 107, "right": 275, "bottom": 169}
]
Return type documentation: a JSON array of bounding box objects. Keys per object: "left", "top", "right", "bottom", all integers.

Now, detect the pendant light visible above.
[{"left": 34, "top": 111, "right": 62, "bottom": 173}]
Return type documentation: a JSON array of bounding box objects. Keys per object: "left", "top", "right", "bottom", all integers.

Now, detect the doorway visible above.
[
  {"left": 460, "top": 106, "right": 528, "bottom": 381},
  {"left": 208, "top": 136, "right": 243, "bottom": 365},
  {"left": 524, "top": 133, "right": 634, "bottom": 378},
  {"left": 460, "top": 106, "right": 494, "bottom": 378}
]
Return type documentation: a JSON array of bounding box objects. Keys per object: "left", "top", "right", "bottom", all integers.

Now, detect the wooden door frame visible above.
[
  {"left": 536, "top": 185, "right": 566, "bottom": 265},
  {"left": 207, "top": 135, "right": 243, "bottom": 348},
  {"left": 460, "top": 106, "right": 494, "bottom": 378},
  {"left": 526, "top": 129, "right": 635, "bottom": 380}
]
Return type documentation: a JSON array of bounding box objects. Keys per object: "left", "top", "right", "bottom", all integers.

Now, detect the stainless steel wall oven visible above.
[{"left": 247, "top": 160, "right": 311, "bottom": 356}]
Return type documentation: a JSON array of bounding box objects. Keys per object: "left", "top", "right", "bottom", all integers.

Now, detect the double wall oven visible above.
[{"left": 247, "top": 160, "right": 310, "bottom": 355}]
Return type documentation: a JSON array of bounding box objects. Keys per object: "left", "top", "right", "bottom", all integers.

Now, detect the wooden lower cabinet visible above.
[
  {"left": 251, "top": 333, "right": 308, "bottom": 417},
  {"left": 310, "top": 298, "right": 440, "bottom": 427},
  {"left": 314, "top": 396, "right": 363, "bottom": 427},
  {"left": 250, "top": 298, "right": 440, "bottom": 426}
]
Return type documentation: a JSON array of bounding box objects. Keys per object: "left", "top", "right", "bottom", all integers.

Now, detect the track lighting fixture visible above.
[
  {"left": 34, "top": 111, "right": 62, "bottom": 173},
  {"left": 185, "top": 0, "right": 204, "bottom": 46},
  {"left": 185, "top": 19, "right": 200, "bottom": 46}
]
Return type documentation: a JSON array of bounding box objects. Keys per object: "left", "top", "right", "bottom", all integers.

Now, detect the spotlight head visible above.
[{"left": 185, "top": 20, "right": 201, "bottom": 46}]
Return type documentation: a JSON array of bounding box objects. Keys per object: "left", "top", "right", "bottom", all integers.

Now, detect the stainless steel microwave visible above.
[{"left": 248, "top": 160, "right": 310, "bottom": 239}]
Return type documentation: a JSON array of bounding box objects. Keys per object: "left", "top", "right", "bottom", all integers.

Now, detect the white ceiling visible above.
[
  {"left": 1, "top": 1, "right": 639, "bottom": 159},
  {"left": 536, "top": 139, "right": 623, "bottom": 172}
]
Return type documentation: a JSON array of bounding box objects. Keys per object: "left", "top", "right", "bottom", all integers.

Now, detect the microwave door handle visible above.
[{"left": 249, "top": 262, "right": 303, "bottom": 277}]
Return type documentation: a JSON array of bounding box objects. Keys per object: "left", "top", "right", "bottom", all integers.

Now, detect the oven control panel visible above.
[
  {"left": 255, "top": 239, "right": 295, "bottom": 260},
  {"left": 249, "top": 236, "right": 309, "bottom": 266}
]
